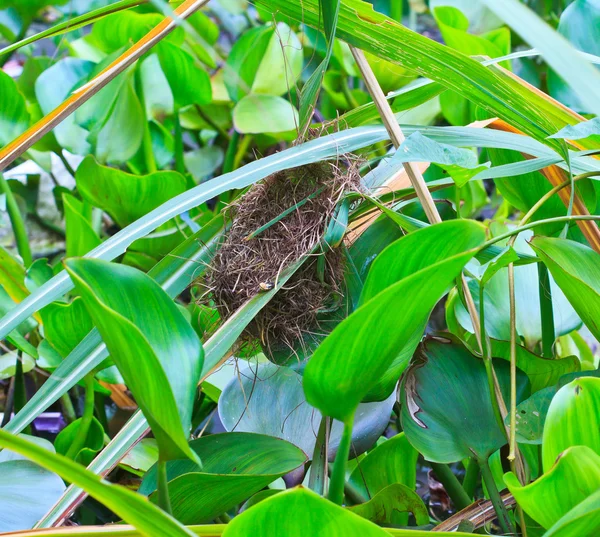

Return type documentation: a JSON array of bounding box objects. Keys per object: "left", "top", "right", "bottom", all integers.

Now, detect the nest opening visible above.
[{"left": 205, "top": 158, "right": 361, "bottom": 355}]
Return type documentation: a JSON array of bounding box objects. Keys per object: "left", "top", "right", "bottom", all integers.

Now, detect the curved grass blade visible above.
[
  {"left": 0, "top": 0, "right": 148, "bottom": 58},
  {"left": 0, "top": 431, "right": 197, "bottom": 537}
]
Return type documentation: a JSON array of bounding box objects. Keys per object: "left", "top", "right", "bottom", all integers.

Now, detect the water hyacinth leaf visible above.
[
  {"left": 347, "top": 483, "right": 429, "bottom": 527},
  {"left": 401, "top": 337, "right": 530, "bottom": 463},
  {"left": 0, "top": 70, "right": 29, "bottom": 146},
  {"left": 233, "top": 94, "right": 299, "bottom": 134},
  {"left": 221, "top": 487, "right": 390, "bottom": 537},
  {"left": 542, "top": 377, "right": 600, "bottom": 472},
  {"left": 0, "top": 459, "right": 65, "bottom": 532},
  {"left": 64, "top": 259, "right": 203, "bottom": 463},
  {"left": 0, "top": 351, "right": 35, "bottom": 380},
  {"left": 139, "top": 433, "right": 307, "bottom": 524},
  {"left": 76, "top": 156, "right": 187, "bottom": 228},
  {"left": 531, "top": 237, "right": 600, "bottom": 342},
  {"left": 218, "top": 363, "right": 395, "bottom": 459},
  {"left": 304, "top": 238, "right": 483, "bottom": 422},
  {"left": 504, "top": 446, "right": 600, "bottom": 530},
  {"left": 542, "top": 488, "right": 600, "bottom": 537},
  {"left": 0, "top": 430, "right": 197, "bottom": 537},
  {"left": 63, "top": 194, "right": 102, "bottom": 259},
  {"left": 54, "top": 416, "right": 105, "bottom": 465}
]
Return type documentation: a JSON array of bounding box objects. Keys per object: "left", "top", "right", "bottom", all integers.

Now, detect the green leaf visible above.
[
  {"left": 304, "top": 240, "right": 482, "bottom": 422},
  {"left": 549, "top": 117, "right": 600, "bottom": 140},
  {"left": 479, "top": 0, "right": 600, "bottom": 117},
  {"left": 530, "top": 237, "right": 600, "bottom": 343},
  {"left": 0, "top": 430, "right": 197, "bottom": 537},
  {"left": 543, "top": 488, "right": 600, "bottom": 537},
  {"left": 0, "top": 351, "right": 35, "bottom": 380},
  {"left": 157, "top": 42, "right": 212, "bottom": 108},
  {"left": 218, "top": 363, "right": 394, "bottom": 458},
  {"left": 139, "top": 433, "right": 307, "bottom": 524},
  {"left": 222, "top": 487, "right": 390, "bottom": 537},
  {"left": 185, "top": 147, "right": 225, "bottom": 182},
  {"left": 0, "top": 459, "right": 65, "bottom": 532},
  {"left": 505, "top": 446, "right": 600, "bottom": 530},
  {"left": 401, "top": 337, "right": 530, "bottom": 463},
  {"left": 76, "top": 156, "right": 187, "bottom": 228},
  {"left": 542, "top": 377, "right": 600, "bottom": 473},
  {"left": 0, "top": 70, "right": 29, "bottom": 147},
  {"left": 64, "top": 259, "right": 203, "bottom": 463},
  {"left": 63, "top": 194, "right": 102, "bottom": 258},
  {"left": 347, "top": 483, "right": 429, "bottom": 527},
  {"left": 54, "top": 416, "right": 104, "bottom": 465},
  {"left": 233, "top": 94, "right": 298, "bottom": 134}
]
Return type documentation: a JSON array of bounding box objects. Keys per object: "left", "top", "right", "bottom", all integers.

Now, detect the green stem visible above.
[
  {"left": 507, "top": 262, "right": 518, "bottom": 463},
  {"left": 308, "top": 416, "right": 329, "bottom": 495},
  {"left": 0, "top": 174, "right": 32, "bottom": 267},
  {"left": 390, "top": 0, "right": 403, "bottom": 23},
  {"left": 65, "top": 373, "right": 95, "bottom": 460},
  {"left": 60, "top": 393, "right": 77, "bottom": 425},
  {"left": 328, "top": 417, "right": 354, "bottom": 505},
  {"left": 341, "top": 78, "right": 359, "bottom": 109},
  {"left": 462, "top": 457, "right": 479, "bottom": 500},
  {"left": 430, "top": 462, "right": 471, "bottom": 511},
  {"left": 479, "top": 458, "right": 515, "bottom": 535},
  {"left": 57, "top": 151, "right": 77, "bottom": 178},
  {"left": 538, "top": 262, "right": 555, "bottom": 357},
  {"left": 14, "top": 354, "right": 30, "bottom": 434},
  {"left": 0, "top": 22, "right": 30, "bottom": 68},
  {"left": 142, "top": 120, "right": 157, "bottom": 174},
  {"left": 157, "top": 459, "right": 173, "bottom": 515},
  {"left": 222, "top": 131, "right": 239, "bottom": 174},
  {"left": 233, "top": 134, "right": 252, "bottom": 170},
  {"left": 194, "top": 105, "right": 230, "bottom": 140},
  {"left": 174, "top": 108, "right": 185, "bottom": 175}
]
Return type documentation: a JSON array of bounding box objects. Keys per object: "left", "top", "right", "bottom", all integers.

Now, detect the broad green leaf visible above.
[
  {"left": 39, "top": 297, "right": 94, "bottom": 358},
  {"left": 64, "top": 259, "right": 203, "bottom": 462},
  {"left": 0, "top": 246, "right": 29, "bottom": 304},
  {"left": 120, "top": 438, "right": 158, "bottom": 476},
  {"left": 347, "top": 483, "right": 428, "bottom": 527},
  {"left": 0, "top": 351, "right": 35, "bottom": 380},
  {"left": 233, "top": 94, "right": 298, "bottom": 134},
  {"left": 0, "top": 70, "right": 29, "bottom": 147},
  {"left": 63, "top": 194, "right": 102, "bottom": 258},
  {"left": 479, "top": 0, "right": 600, "bottom": 117},
  {"left": 0, "top": 459, "right": 65, "bottom": 532},
  {"left": 0, "top": 430, "right": 197, "bottom": 537},
  {"left": 401, "top": 337, "right": 529, "bottom": 463},
  {"left": 547, "top": 0, "right": 600, "bottom": 113},
  {"left": 222, "top": 487, "right": 390, "bottom": 537},
  {"left": 542, "top": 377, "right": 600, "bottom": 472},
  {"left": 76, "top": 156, "right": 187, "bottom": 228},
  {"left": 157, "top": 42, "right": 212, "bottom": 107},
  {"left": 531, "top": 237, "right": 600, "bottom": 342},
  {"left": 96, "top": 79, "right": 144, "bottom": 164},
  {"left": 185, "top": 147, "right": 224, "bottom": 182},
  {"left": 218, "top": 363, "right": 394, "bottom": 459},
  {"left": 140, "top": 54, "right": 174, "bottom": 119},
  {"left": 543, "top": 488, "right": 600, "bottom": 537},
  {"left": 304, "top": 245, "right": 481, "bottom": 422},
  {"left": 35, "top": 58, "right": 95, "bottom": 155},
  {"left": 54, "top": 416, "right": 104, "bottom": 465},
  {"left": 139, "top": 433, "right": 307, "bottom": 524},
  {"left": 505, "top": 446, "right": 600, "bottom": 530}
]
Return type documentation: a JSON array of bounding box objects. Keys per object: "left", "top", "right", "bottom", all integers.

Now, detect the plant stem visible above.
[
  {"left": 308, "top": 416, "right": 329, "bottom": 495},
  {"left": 479, "top": 458, "right": 515, "bottom": 535},
  {"left": 222, "top": 131, "right": 239, "bottom": 174},
  {"left": 538, "top": 262, "right": 555, "bottom": 357},
  {"left": 328, "top": 417, "right": 354, "bottom": 505},
  {"left": 233, "top": 134, "right": 252, "bottom": 170},
  {"left": 194, "top": 105, "right": 230, "bottom": 140},
  {"left": 0, "top": 174, "right": 32, "bottom": 267},
  {"left": 142, "top": 120, "right": 157, "bottom": 174},
  {"left": 430, "top": 462, "right": 471, "bottom": 511},
  {"left": 60, "top": 393, "right": 77, "bottom": 424},
  {"left": 157, "top": 459, "right": 173, "bottom": 515},
  {"left": 174, "top": 108, "right": 186, "bottom": 175},
  {"left": 462, "top": 458, "right": 479, "bottom": 500},
  {"left": 507, "top": 262, "right": 518, "bottom": 463},
  {"left": 57, "top": 151, "right": 77, "bottom": 178},
  {"left": 65, "top": 373, "right": 95, "bottom": 460}
]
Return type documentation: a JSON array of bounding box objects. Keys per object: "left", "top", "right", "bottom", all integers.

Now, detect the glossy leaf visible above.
[
  {"left": 542, "top": 377, "right": 600, "bottom": 472},
  {"left": 543, "top": 488, "right": 600, "bottom": 537},
  {"left": 505, "top": 446, "right": 600, "bottom": 530},
  {"left": 63, "top": 194, "right": 102, "bottom": 259},
  {"left": 0, "top": 70, "right": 29, "bottom": 146},
  {"left": 233, "top": 94, "right": 298, "bottom": 134},
  {"left": 64, "top": 259, "right": 203, "bottom": 463},
  {"left": 0, "top": 430, "right": 197, "bottom": 537},
  {"left": 304, "top": 233, "right": 483, "bottom": 422},
  {"left": 531, "top": 237, "right": 600, "bottom": 342},
  {"left": 401, "top": 337, "right": 529, "bottom": 463},
  {"left": 139, "top": 433, "right": 307, "bottom": 524}
]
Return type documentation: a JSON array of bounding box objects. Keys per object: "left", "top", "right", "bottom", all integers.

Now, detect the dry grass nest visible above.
[{"left": 204, "top": 157, "right": 362, "bottom": 355}]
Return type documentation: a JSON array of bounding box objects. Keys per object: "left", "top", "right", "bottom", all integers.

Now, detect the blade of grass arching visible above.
[
  {"left": 0, "top": 431, "right": 197, "bottom": 537},
  {"left": 479, "top": 0, "right": 600, "bottom": 119},
  {"left": 0, "top": 126, "right": 391, "bottom": 341},
  {"left": 0, "top": 0, "right": 148, "bottom": 58},
  {"left": 3, "top": 216, "right": 225, "bottom": 437},
  {"left": 252, "top": 0, "right": 566, "bottom": 148},
  {"left": 0, "top": 0, "right": 209, "bottom": 174},
  {"left": 35, "top": 257, "right": 308, "bottom": 527}
]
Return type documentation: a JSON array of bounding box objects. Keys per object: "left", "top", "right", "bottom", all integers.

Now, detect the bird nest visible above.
[{"left": 204, "top": 157, "right": 361, "bottom": 356}]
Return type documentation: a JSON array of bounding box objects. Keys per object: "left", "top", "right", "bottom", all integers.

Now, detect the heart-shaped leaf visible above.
[{"left": 64, "top": 258, "right": 203, "bottom": 463}]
